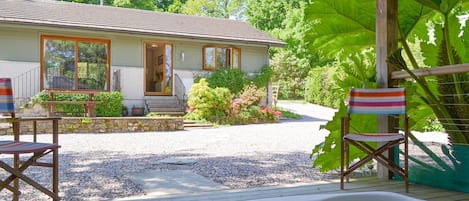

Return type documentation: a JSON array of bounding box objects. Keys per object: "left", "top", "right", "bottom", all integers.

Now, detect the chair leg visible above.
[
  {"left": 13, "top": 154, "right": 19, "bottom": 201},
  {"left": 405, "top": 136, "right": 409, "bottom": 193},
  {"left": 340, "top": 137, "right": 344, "bottom": 190},
  {"left": 345, "top": 143, "right": 350, "bottom": 183},
  {"left": 53, "top": 148, "right": 59, "bottom": 201}
]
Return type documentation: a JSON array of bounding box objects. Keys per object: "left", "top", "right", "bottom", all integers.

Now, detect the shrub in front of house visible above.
[
  {"left": 186, "top": 81, "right": 282, "bottom": 124},
  {"left": 193, "top": 66, "right": 273, "bottom": 95},
  {"left": 185, "top": 79, "right": 232, "bottom": 122},
  {"left": 33, "top": 91, "right": 124, "bottom": 117},
  {"left": 33, "top": 92, "right": 88, "bottom": 116},
  {"left": 93, "top": 92, "right": 124, "bottom": 117}
]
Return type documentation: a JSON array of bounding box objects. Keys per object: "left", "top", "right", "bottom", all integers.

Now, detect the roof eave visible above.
[{"left": 0, "top": 19, "right": 286, "bottom": 47}]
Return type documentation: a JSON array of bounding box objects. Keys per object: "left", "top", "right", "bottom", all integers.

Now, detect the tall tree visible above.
[
  {"left": 181, "top": 0, "right": 244, "bottom": 19},
  {"left": 112, "top": 0, "right": 156, "bottom": 10},
  {"left": 60, "top": 0, "right": 113, "bottom": 5}
]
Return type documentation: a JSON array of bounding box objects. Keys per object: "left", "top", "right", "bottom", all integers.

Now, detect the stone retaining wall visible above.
[{"left": 0, "top": 117, "right": 184, "bottom": 135}]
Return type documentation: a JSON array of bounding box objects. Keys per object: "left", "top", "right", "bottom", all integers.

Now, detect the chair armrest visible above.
[{"left": 5, "top": 117, "right": 60, "bottom": 144}]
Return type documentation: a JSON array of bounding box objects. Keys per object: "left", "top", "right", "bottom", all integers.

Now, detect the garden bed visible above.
[{"left": 0, "top": 117, "right": 184, "bottom": 135}]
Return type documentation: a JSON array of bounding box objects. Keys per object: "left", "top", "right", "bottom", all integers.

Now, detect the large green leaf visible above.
[
  {"left": 305, "top": 0, "right": 376, "bottom": 58},
  {"left": 399, "top": 1, "right": 434, "bottom": 39}
]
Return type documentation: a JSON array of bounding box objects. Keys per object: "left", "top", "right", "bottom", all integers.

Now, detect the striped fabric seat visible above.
[
  {"left": 348, "top": 88, "right": 406, "bottom": 114},
  {"left": 0, "top": 78, "right": 15, "bottom": 113},
  {"left": 0, "top": 140, "right": 60, "bottom": 154}
]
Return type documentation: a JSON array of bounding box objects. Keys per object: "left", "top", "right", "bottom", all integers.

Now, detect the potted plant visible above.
[
  {"left": 121, "top": 105, "right": 129, "bottom": 116},
  {"left": 131, "top": 105, "right": 144, "bottom": 116}
]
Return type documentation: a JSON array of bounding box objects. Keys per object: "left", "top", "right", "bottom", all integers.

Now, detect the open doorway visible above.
[{"left": 144, "top": 42, "right": 173, "bottom": 95}]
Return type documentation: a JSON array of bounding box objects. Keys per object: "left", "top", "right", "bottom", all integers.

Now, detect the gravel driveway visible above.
[{"left": 0, "top": 101, "right": 341, "bottom": 200}]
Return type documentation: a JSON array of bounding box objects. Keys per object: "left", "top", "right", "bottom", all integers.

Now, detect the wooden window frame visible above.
[
  {"left": 40, "top": 35, "right": 111, "bottom": 91},
  {"left": 203, "top": 46, "right": 241, "bottom": 71}
]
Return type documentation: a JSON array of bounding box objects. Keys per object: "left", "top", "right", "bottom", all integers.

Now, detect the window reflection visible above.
[{"left": 42, "top": 36, "right": 109, "bottom": 91}]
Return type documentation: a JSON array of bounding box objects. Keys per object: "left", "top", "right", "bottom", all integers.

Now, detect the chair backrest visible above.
[
  {"left": 0, "top": 78, "right": 15, "bottom": 116},
  {"left": 348, "top": 88, "right": 406, "bottom": 114}
]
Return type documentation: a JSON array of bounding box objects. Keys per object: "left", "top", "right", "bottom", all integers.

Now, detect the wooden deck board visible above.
[{"left": 121, "top": 177, "right": 469, "bottom": 201}]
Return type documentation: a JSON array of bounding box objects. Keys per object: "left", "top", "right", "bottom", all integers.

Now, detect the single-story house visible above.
[{"left": 0, "top": 0, "right": 284, "bottom": 114}]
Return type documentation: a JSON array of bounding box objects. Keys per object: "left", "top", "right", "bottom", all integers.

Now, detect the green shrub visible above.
[
  {"left": 186, "top": 79, "right": 232, "bottom": 122},
  {"left": 93, "top": 92, "right": 124, "bottom": 117},
  {"left": 251, "top": 66, "right": 273, "bottom": 88},
  {"left": 304, "top": 66, "right": 341, "bottom": 108},
  {"left": 205, "top": 68, "right": 247, "bottom": 94},
  {"left": 33, "top": 91, "right": 124, "bottom": 117},
  {"left": 195, "top": 66, "right": 273, "bottom": 95},
  {"left": 32, "top": 92, "right": 88, "bottom": 116}
]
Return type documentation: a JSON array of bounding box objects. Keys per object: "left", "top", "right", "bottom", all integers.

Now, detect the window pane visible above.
[
  {"left": 216, "top": 48, "right": 228, "bottom": 69},
  {"left": 232, "top": 48, "right": 240, "bottom": 69},
  {"left": 165, "top": 44, "right": 172, "bottom": 93},
  {"left": 204, "top": 47, "right": 215, "bottom": 69},
  {"left": 43, "top": 39, "right": 76, "bottom": 89},
  {"left": 77, "top": 42, "right": 108, "bottom": 90}
]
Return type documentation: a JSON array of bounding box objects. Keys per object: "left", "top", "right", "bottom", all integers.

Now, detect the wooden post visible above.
[{"left": 376, "top": 0, "right": 398, "bottom": 179}]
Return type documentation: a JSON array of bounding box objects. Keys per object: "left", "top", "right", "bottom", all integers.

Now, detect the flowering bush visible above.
[
  {"left": 260, "top": 106, "right": 282, "bottom": 121},
  {"left": 231, "top": 84, "right": 266, "bottom": 115},
  {"left": 185, "top": 79, "right": 281, "bottom": 125},
  {"left": 185, "top": 79, "right": 231, "bottom": 122}
]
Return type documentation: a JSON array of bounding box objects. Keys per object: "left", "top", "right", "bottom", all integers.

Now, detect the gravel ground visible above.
[{"left": 0, "top": 101, "right": 447, "bottom": 200}]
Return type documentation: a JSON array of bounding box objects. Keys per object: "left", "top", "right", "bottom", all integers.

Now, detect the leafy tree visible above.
[
  {"left": 113, "top": 0, "right": 156, "bottom": 10},
  {"left": 167, "top": 0, "right": 184, "bottom": 13},
  {"left": 181, "top": 0, "right": 244, "bottom": 19},
  {"left": 61, "top": 0, "right": 113, "bottom": 5},
  {"left": 245, "top": 0, "right": 303, "bottom": 31}
]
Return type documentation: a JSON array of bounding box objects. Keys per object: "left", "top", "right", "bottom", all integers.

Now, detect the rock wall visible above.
[{"left": 0, "top": 117, "right": 184, "bottom": 135}]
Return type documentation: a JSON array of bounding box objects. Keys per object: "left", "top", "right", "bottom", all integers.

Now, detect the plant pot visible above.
[
  {"left": 122, "top": 108, "right": 129, "bottom": 116},
  {"left": 132, "top": 107, "right": 144, "bottom": 116}
]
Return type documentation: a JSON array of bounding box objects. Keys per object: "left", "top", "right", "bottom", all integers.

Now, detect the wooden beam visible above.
[
  {"left": 375, "top": 0, "right": 398, "bottom": 180},
  {"left": 391, "top": 64, "right": 469, "bottom": 79}
]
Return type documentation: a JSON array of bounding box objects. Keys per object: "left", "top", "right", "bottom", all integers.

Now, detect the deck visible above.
[{"left": 119, "top": 177, "right": 469, "bottom": 201}]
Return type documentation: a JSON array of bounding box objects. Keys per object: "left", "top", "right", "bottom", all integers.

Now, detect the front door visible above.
[{"left": 144, "top": 42, "right": 173, "bottom": 95}]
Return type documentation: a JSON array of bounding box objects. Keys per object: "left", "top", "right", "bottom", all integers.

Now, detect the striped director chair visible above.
[
  {"left": 340, "top": 88, "right": 409, "bottom": 193},
  {"left": 0, "top": 78, "right": 61, "bottom": 200}
]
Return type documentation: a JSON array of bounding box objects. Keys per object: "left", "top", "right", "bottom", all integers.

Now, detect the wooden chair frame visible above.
[
  {"left": 340, "top": 88, "right": 409, "bottom": 193},
  {"left": 0, "top": 78, "right": 61, "bottom": 200}
]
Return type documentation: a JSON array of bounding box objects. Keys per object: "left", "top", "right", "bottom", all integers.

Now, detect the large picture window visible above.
[
  {"left": 41, "top": 35, "right": 110, "bottom": 91},
  {"left": 203, "top": 46, "right": 240, "bottom": 70}
]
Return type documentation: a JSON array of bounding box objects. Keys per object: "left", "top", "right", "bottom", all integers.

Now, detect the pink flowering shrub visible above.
[{"left": 185, "top": 80, "right": 282, "bottom": 124}]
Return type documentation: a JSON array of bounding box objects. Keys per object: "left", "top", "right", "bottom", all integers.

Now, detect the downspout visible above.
[{"left": 266, "top": 45, "right": 272, "bottom": 106}]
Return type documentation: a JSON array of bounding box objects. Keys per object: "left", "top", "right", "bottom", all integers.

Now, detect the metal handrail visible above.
[
  {"left": 11, "top": 67, "right": 40, "bottom": 107},
  {"left": 174, "top": 73, "right": 186, "bottom": 109}
]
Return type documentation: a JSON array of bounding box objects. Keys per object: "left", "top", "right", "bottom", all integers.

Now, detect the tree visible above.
[
  {"left": 181, "top": 0, "right": 244, "bottom": 19},
  {"left": 112, "top": 0, "right": 156, "bottom": 10},
  {"left": 60, "top": 0, "right": 113, "bottom": 5},
  {"left": 245, "top": 0, "right": 320, "bottom": 99}
]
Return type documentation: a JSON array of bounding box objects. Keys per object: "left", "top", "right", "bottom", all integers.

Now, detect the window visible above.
[
  {"left": 41, "top": 35, "right": 110, "bottom": 91},
  {"left": 203, "top": 46, "right": 240, "bottom": 70}
]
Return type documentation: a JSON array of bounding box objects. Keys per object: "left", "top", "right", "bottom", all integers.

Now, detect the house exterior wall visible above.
[{"left": 0, "top": 24, "right": 270, "bottom": 107}]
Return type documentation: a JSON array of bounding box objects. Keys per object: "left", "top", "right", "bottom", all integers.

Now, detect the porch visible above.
[{"left": 118, "top": 178, "right": 469, "bottom": 201}]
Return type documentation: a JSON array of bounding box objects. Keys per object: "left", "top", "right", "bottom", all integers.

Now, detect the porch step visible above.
[
  {"left": 145, "top": 96, "right": 185, "bottom": 116},
  {"left": 183, "top": 120, "right": 213, "bottom": 128}
]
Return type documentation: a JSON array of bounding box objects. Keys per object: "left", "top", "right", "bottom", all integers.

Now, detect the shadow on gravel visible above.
[
  {"left": 0, "top": 152, "right": 207, "bottom": 201},
  {"left": 191, "top": 152, "right": 339, "bottom": 189},
  {"left": 0, "top": 151, "right": 343, "bottom": 201}
]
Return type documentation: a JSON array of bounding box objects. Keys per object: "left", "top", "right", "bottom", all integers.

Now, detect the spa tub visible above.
[{"left": 246, "top": 191, "right": 424, "bottom": 201}]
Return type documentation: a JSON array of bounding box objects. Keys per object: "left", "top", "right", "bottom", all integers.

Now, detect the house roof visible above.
[{"left": 0, "top": 0, "right": 285, "bottom": 47}]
